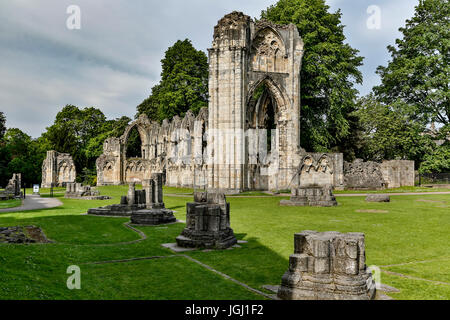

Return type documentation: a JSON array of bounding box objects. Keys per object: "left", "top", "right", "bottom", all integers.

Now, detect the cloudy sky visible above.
[{"left": 0, "top": 0, "right": 419, "bottom": 138}]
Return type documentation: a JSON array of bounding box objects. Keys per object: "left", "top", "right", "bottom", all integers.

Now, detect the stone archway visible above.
[{"left": 245, "top": 77, "right": 290, "bottom": 190}]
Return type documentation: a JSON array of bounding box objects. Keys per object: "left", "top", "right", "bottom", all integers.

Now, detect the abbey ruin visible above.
[{"left": 95, "top": 12, "right": 414, "bottom": 192}]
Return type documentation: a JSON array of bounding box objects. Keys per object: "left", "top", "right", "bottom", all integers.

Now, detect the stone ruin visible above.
[
  {"left": 280, "top": 156, "right": 338, "bottom": 207},
  {"left": 64, "top": 183, "right": 111, "bottom": 200},
  {"left": 365, "top": 194, "right": 390, "bottom": 203},
  {"left": 1, "top": 173, "right": 23, "bottom": 200},
  {"left": 176, "top": 191, "right": 237, "bottom": 249},
  {"left": 41, "top": 150, "right": 76, "bottom": 188},
  {"left": 344, "top": 159, "right": 415, "bottom": 189},
  {"left": 280, "top": 185, "right": 337, "bottom": 207},
  {"left": 88, "top": 173, "right": 176, "bottom": 225},
  {"left": 0, "top": 226, "right": 52, "bottom": 244},
  {"left": 277, "top": 231, "right": 376, "bottom": 300},
  {"left": 130, "top": 173, "right": 176, "bottom": 225}
]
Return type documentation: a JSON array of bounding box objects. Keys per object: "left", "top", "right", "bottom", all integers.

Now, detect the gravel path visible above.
[{"left": 0, "top": 194, "right": 63, "bottom": 213}]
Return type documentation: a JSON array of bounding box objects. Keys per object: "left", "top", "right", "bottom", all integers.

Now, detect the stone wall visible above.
[
  {"left": 344, "top": 159, "right": 415, "bottom": 190},
  {"left": 41, "top": 151, "right": 76, "bottom": 188},
  {"left": 380, "top": 160, "right": 415, "bottom": 188}
]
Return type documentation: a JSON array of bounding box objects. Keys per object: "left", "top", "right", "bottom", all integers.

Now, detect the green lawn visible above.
[
  {"left": 0, "top": 185, "right": 448, "bottom": 300},
  {"left": 0, "top": 199, "right": 22, "bottom": 209}
]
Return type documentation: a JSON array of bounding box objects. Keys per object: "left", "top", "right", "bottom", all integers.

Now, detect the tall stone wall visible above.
[
  {"left": 41, "top": 151, "right": 76, "bottom": 188},
  {"left": 96, "top": 109, "right": 209, "bottom": 188}
]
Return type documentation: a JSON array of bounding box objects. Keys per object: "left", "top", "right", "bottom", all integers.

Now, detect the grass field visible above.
[
  {"left": 0, "top": 185, "right": 449, "bottom": 300},
  {"left": 0, "top": 199, "right": 22, "bottom": 209}
]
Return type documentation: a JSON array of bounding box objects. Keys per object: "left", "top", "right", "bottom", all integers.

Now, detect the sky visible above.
[{"left": 0, "top": 0, "right": 419, "bottom": 138}]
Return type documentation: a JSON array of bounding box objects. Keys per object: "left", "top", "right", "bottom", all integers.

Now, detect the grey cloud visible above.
[{"left": 0, "top": 0, "right": 419, "bottom": 137}]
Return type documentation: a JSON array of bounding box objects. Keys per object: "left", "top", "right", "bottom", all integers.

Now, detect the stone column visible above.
[{"left": 127, "top": 182, "right": 136, "bottom": 205}]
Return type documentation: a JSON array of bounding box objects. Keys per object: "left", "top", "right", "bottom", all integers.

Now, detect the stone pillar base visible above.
[
  {"left": 131, "top": 209, "right": 176, "bottom": 225},
  {"left": 277, "top": 231, "right": 376, "bottom": 300}
]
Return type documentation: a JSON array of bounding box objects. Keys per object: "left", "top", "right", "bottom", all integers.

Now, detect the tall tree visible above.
[
  {"left": 374, "top": 0, "right": 449, "bottom": 127},
  {"left": 353, "top": 95, "right": 435, "bottom": 163},
  {"left": 261, "top": 0, "right": 364, "bottom": 152},
  {"left": 136, "top": 39, "right": 209, "bottom": 122}
]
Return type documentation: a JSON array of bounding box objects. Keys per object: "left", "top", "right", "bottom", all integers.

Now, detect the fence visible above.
[{"left": 417, "top": 172, "right": 450, "bottom": 186}]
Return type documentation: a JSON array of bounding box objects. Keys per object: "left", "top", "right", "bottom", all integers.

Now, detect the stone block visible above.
[
  {"left": 366, "top": 194, "right": 390, "bottom": 202},
  {"left": 277, "top": 231, "right": 376, "bottom": 300}
]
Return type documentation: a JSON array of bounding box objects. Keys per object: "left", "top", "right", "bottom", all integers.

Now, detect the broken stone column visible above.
[
  {"left": 277, "top": 231, "right": 376, "bottom": 300},
  {"left": 5, "top": 173, "right": 22, "bottom": 198},
  {"left": 130, "top": 173, "right": 176, "bottom": 225},
  {"left": 176, "top": 191, "right": 237, "bottom": 249},
  {"left": 280, "top": 185, "right": 337, "bottom": 207}
]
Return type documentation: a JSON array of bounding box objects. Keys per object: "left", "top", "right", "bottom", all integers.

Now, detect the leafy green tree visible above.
[
  {"left": 44, "top": 105, "right": 124, "bottom": 175},
  {"left": 0, "top": 128, "right": 46, "bottom": 186},
  {"left": 261, "top": 0, "right": 364, "bottom": 152},
  {"left": 353, "top": 95, "right": 435, "bottom": 164},
  {"left": 136, "top": 39, "right": 209, "bottom": 122},
  {"left": 0, "top": 111, "right": 6, "bottom": 138},
  {"left": 419, "top": 142, "right": 450, "bottom": 173},
  {"left": 374, "top": 0, "right": 449, "bottom": 127}
]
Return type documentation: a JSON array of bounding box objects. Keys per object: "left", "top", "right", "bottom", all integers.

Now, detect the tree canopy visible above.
[
  {"left": 261, "top": 0, "right": 364, "bottom": 153},
  {"left": 363, "top": 0, "right": 450, "bottom": 173},
  {"left": 136, "top": 39, "right": 209, "bottom": 122},
  {"left": 374, "top": 0, "right": 449, "bottom": 128}
]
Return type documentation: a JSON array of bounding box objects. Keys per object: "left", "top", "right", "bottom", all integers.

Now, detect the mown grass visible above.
[
  {"left": 0, "top": 199, "right": 22, "bottom": 209},
  {"left": 0, "top": 185, "right": 448, "bottom": 300}
]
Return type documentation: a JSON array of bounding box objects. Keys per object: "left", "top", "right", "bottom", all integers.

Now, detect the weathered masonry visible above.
[
  {"left": 95, "top": 11, "right": 414, "bottom": 192},
  {"left": 41, "top": 151, "right": 76, "bottom": 188}
]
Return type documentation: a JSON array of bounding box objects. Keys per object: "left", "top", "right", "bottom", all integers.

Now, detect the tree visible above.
[
  {"left": 43, "top": 105, "right": 124, "bottom": 175},
  {"left": 353, "top": 95, "right": 435, "bottom": 165},
  {"left": 419, "top": 142, "right": 450, "bottom": 173},
  {"left": 136, "top": 39, "right": 209, "bottom": 122},
  {"left": 0, "top": 111, "right": 6, "bottom": 138},
  {"left": 261, "top": 0, "right": 364, "bottom": 152},
  {"left": 374, "top": 0, "right": 449, "bottom": 127},
  {"left": 0, "top": 128, "right": 46, "bottom": 186}
]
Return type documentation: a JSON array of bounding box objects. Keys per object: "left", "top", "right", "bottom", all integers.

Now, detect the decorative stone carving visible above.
[
  {"left": 277, "top": 231, "right": 376, "bottom": 300},
  {"left": 176, "top": 192, "right": 237, "bottom": 249},
  {"left": 41, "top": 151, "right": 76, "bottom": 188}
]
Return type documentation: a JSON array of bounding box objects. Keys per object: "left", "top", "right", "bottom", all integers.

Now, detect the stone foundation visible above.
[
  {"left": 88, "top": 174, "right": 176, "bottom": 226},
  {"left": 176, "top": 192, "right": 237, "bottom": 249},
  {"left": 0, "top": 226, "right": 51, "bottom": 244},
  {"left": 277, "top": 231, "right": 376, "bottom": 300},
  {"left": 280, "top": 186, "right": 337, "bottom": 207},
  {"left": 64, "top": 183, "right": 110, "bottom": 200},
  {"left": 130, "top": 174, "right": 176, "bottom": 225}
]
